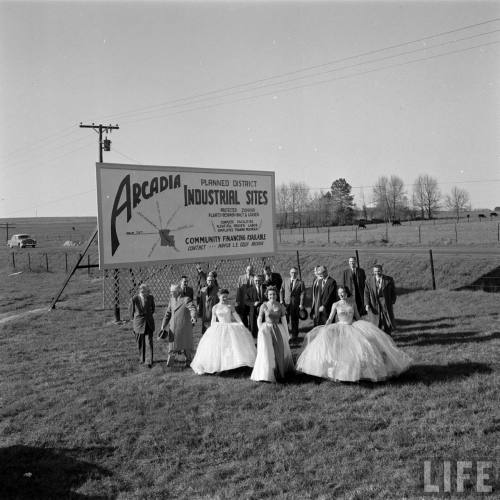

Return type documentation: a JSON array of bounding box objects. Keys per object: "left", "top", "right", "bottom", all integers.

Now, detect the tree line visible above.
[{"left": 275, "top": 175, "right": 471, "bottom": 228}]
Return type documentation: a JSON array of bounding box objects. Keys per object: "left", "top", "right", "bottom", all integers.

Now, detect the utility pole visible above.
[
  {"left": 79, "top": 123, "right": 119, "bottom": 162},
  {"left": 78, "top": 122, "right": 121, "bottom": 322}
]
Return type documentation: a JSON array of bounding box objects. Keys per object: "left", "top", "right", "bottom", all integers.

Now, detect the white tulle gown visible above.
[
  {"left": 191, "top": 304, "right": 256, "bottom": 374},
  {"left": 296, "top": 300, "right": 411, "bottom": 382},
  {"left": 251, "top": 302, "right": 294, "bottom": 382}
]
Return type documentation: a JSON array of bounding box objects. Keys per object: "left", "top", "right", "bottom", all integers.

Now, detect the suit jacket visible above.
[
  {"left": 129, "top": 294, "right": 155, "bottom": 334},
  {"left": 342, "top": 267, "right": 366, "bottom": 311},
  {"left": 280, "top": 277, "right": 305, "bottom": 307},
  {"left": 263, "top": 272, "right": 283, "bottom": 293},
  {"left": 161, "top": 296, "right": 196, "bottom": 351},
  {"left": 364, "top": 275, "right": 397, "bottom": 332},
  {"left": 236, "top": 273, "right": 254, "bottom": 307},
  {"left": 179, "top": 285, "right": 194, "bottom": 301},
  {"left": 245, "top": 284, "right": 267, "bottom": 336},
  {"left": 198, "top": 285, "right": 219, "bottom": 323},
  {"left": 311, "top": 276, "right": 338, "bottom": 323}
]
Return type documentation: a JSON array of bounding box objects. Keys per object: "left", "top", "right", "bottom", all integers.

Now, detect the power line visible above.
[
  {"left": 119, "top": 28, "right": 500, "bottom": 123},
  {"left": 123, "top": 39, "right": 500, "bottom": 124},
  {"left": 99, "top": 17, "right": 500, "bottom": 123}
]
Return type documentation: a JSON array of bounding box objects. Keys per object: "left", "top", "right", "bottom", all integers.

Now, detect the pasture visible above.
[{"left": 0, "top": 217, "right": 499, "bottom": 498}]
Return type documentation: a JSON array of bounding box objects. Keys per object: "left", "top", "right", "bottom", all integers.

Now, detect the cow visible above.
[
  {"left": 478, "top": 214, "right": 486, "bottom": 220},
  {"left": 357, "top": 221, "right": 367, "bottom": 229},
  {"left": 490, "top": 212, "right": 498, "bottom": 218},
  {"left": 391, "top": 219, "right": 401, "bottom": 226}
]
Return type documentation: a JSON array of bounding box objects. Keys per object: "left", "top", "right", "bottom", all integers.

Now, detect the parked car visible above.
[{"left": 7, "top": 234, "right": 37, "bottom": 248}]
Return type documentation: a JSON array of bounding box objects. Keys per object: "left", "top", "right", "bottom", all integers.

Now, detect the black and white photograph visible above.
[{"left": 1, "top": 1, "right": 499, "bottom": 498}]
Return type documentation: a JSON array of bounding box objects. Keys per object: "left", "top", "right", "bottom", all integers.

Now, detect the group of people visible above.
[{"left": 128, "top": 258, "right": 411, "bottom": 383}]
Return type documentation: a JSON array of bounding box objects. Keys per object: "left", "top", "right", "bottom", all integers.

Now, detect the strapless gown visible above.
[
  {"left": 296, "top": 301, "right": 411, "bottom": 382},
  {"left": 191, "top": 305, "right": 256, "bottom": 374},
  {"left": 251, "top": 303, "right": 294, "bottom": 382}
]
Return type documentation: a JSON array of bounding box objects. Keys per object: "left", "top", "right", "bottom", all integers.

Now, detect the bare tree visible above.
[
  {"left": 372, "top": 176, "right": 390, "bottom": 221},
  {"left": 275, "top": 181, "right": 310, "bottom": 227},
  {"left": 445, "top": 186, "right": 470, "bottom": 221},
  {"left": 387, "top": 175, "right": 406, "bottom": 220},
  {"left": 413, "top": 174, "right": 441, "bottom": 219}
]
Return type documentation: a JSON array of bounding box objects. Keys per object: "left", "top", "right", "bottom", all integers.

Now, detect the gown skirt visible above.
[
  {"left": 251, "top": 322, "right": 294, "bottom": 382},
  {"left": 190, "top": 322, "right": 257, "bottom": 374},
  {"left": 296, "top": 319, "right": 411, "bottom": 382}
]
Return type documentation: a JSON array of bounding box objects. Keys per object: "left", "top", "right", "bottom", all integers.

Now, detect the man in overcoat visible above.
[
  {"left": 198, "top": 274, "right": 219, "bottom": 334},
  {"left": 310, "top": 265, "right": 338, "bottom": 326},
  {"left": 342, "top": 256, "right": 367, "bottom": 316},
  {"left": 128, "top": 283, "right": 155, "bottom": 367},
  {"left": 364, "top": 264, "right": 397, "bottom": 335}
]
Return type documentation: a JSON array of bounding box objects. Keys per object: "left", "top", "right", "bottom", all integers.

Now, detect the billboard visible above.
[{"left": 96, "top": 163, "right": 276, "bottom": 269}]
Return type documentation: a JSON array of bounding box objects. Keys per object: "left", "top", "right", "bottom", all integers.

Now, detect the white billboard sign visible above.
[{"left": 96, "top": 163, "right": 276, "bottom": 269}]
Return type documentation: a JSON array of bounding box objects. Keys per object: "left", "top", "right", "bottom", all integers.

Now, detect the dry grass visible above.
[{"left": 1, "top": 267, "right": 499, "bottom": 498}]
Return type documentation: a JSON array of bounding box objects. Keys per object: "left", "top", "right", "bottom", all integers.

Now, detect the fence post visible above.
[
  {"left": 385, "top": 223, "right": 388, "bottom": 241},
  {"left": 12, "top": 252, "right": 15, "bottom": 269},
  {"left": 28, "top": 253, "right": 31, "bottom": 271},
  {"left": 279, "top": 229, "right": 282, "bottom": 244},
  {"left": 355, "top": 249, "right": 360, "bottom": 268},
  {"left": 45, "top": 253, "right": 49, "bottom": 272},
  {"left": 355, "top": 226, "right": 358, "bottom": 242},
  {"left": 65, "top": 253, "right": 68, "bottom": 272},
  {"left": 296, "top": 250, "right": 302, "bottom": 280},
  {"left": 454, "top": 223, "right": 458, "bottom": 243},
  {"left": 429, "top": 249, "right": 436, "bottom": 290},
  {"left": 113, "top": 269, "right": 121, "bottom": 323},
  {"left": 302, "top": 227, "right": 305, "bottom": 243},
  {"left": 328, "top": 228, "right": 330, "bottom": 243},
  {"left": 418, "top": 225, "right": 421, "bottom": 244}
]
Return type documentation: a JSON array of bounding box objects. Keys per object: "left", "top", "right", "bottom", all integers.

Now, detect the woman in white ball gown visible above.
[
  {"left": 296, "top": 286, "right": 411, "bottom": 382},
  {"left": 191, "top": 289, "right": 257, "bottom": 375},
  {"left": 251, "top": 286, "right": 295, "bottom": 382}
]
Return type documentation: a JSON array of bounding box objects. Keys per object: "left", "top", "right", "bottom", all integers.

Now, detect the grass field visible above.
[{"left": 1, "top": 226, "right": 500, "bottom": 498}]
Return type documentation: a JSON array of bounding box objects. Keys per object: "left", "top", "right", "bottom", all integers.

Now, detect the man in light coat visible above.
[{"left": 160, "top": 284, "right": 197, "bottom": 366}]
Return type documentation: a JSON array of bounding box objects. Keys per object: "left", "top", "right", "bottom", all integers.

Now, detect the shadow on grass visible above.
[
  {"left": 454, "top": 265, "right": 500, "bottom": 292},
  {"left": 396, "top": 315, "right": 477, "bottom": 327},
  {"left": 285, "top": 361, "right": 493, "bottom": 387},
  {"left": 395, "top": 286, "right": 426, "bottom": 296},
  {"left": 0, "top": 445, "right": 112, "bottom": 499},
  {"left": 397, "top": 330, "right": 499, "bottom": 346}
]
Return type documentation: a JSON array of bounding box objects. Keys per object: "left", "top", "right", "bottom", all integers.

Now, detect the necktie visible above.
[{"left": 290, "top": 279, "right": 294, "bottom": 291}]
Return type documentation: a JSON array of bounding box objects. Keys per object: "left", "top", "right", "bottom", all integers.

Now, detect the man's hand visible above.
[
  {"left": 318, "top": 305, "right": 325, "bottom": 313},
  {"left": 365, "top": 305, "right": 370, "bottom": 312},
  {"left": 254, "top": 301, "right": 260, "bottom": 307}
]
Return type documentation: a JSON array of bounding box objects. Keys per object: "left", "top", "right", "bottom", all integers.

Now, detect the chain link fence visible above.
[{"left": 102, "top": 255, "right": 279, "bottom": 308}]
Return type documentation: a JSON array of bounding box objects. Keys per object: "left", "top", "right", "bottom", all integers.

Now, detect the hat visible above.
[{"left": 298, "top": 308, "right": 308, "bottom": 321}]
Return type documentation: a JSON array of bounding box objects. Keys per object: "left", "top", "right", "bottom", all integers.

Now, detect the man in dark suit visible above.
[
  {"left": 179, "top": 275, "right": 194, "bottom": 301},
  {"left": 128, "top": 283, "right": 155, "bottom": 367},
  {"left": 235, "top": 264, "right": 255, "bottom": 327},
  {"left": 364, "top": 264, "right": 397, "bottom": 335},
  {"left": 262, "top": 265, "right": 283, "bottom": 292},
  {"left": 310, "top": 265, "right": 338, "bottom": 326},
  {"left": 342, "top": 256, "right": 366, "bottom": 316},
  {"left": 245, "top": 274, "right": 267, "bottom": 338},
  {"left": 198, "top": 274, "right": 219, "bottom": 334},
  {"left": 195, "top": 264, "right": 207, "bottom": 305},
  {"left": 280, "top": 266, "right": 305, "bottom": 343}
]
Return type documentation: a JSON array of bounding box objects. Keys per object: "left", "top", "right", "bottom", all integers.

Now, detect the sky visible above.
[{"left": 1, "top": 0, "right": 499, "bottom": 218}]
